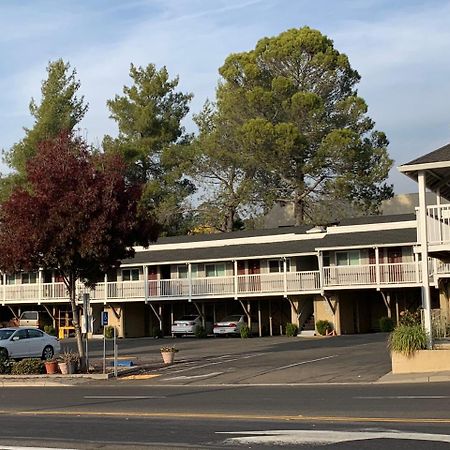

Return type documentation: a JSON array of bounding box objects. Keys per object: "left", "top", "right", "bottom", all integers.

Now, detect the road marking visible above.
[
  {"left": 83, "top": 395, "right": 166, "bottom": 399},
  {"left": 0, "top": 447, "right": 77, "bottom": 450},
  {"left": 165, "top": 372, "right": 223, "bottom": 381},
  {"left": 356, "top": 395, "right": 450, "bottom": 399},
  {"left": 163, "top": 353, "right": 264, "bottom": 375},
  {"left": 2, "top": 410, "right": 449, "bottom": 424},
  {"left": 274, "top": 355, "right": 338, "bottom": 371},
  {"left": 218, "top": 429, "right": 450, "bottom": 445},
  {"left": 122, "top": 374, "right": 161, "bottom": 380}
]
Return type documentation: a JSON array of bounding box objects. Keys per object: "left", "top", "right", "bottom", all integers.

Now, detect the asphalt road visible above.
[
  {"left": 0, "top": 383, "right": 449, "bottom": 448},
  {"left": 70, "top": 332, "right": 393, "bottom": 384}
]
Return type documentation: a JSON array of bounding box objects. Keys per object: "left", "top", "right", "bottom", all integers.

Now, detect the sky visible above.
[{"left": 0, "top": 0, "right": 449, "bottom": 193}]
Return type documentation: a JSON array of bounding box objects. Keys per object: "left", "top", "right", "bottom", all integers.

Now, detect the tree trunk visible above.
[
  {"left": 68, "top": 273, "right": 86, "bottom": 372},
  {"left": 224, "top": 207, "right": 235, "bottom": 233},
  {"left": 294, "top": 197, "right": 305, "bottom": 226}
]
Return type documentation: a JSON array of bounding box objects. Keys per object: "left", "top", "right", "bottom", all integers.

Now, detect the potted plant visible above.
[
  {"left": 160, "top": 346, "right": 179, "bottom": 364},
  {"left": 58, "top": 349, "right": 79, "bottom": 374},
  {"left": 44, "top": 357, "right": 58, "bottom": 374}
]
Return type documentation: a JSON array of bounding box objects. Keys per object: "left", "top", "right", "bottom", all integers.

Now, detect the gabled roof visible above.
[{"left": 399, "top": 143, "right": 450, "bottom": 200}]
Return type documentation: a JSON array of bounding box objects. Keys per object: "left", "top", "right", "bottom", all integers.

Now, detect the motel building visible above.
[{"left": 0, "top": 144, "right": 450, "bottom": 339}]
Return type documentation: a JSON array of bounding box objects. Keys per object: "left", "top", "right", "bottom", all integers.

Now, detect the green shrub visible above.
[
  {"left": 379, "top": 317, "right": 394, "bottom": 332},
  {"left": 316, "top": 320, "right": 332, "bottom": 336},
  {"left": 388, "top": 324, "right": 428, "bottom": 356},
  {"left": 285, "top": 323, "right": 298, "bottom": 337},
  {"left": 240, "top": 324, "right": 250, "bottom": 339},
  {"left": 151, "top": 327, "right": 163, "bottom": 338},
  {"left": 0, "top": 352, "right": 11, "bottom": 374},
  {"left": 44, "top": 325, "right": 56, "bottom": 336},
  {"left": 104, "top": 326, "right": 115, "bottom": 339},
  {"left": 11, "top": 358, "right": 44, "bottom": 375},
  {"left": 194, "top": 325, "right": 208, "bottom": 338}
]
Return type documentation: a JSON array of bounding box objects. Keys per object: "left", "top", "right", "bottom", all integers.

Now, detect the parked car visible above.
[
  {"left": 171, "top": 314, "right": 213, "bottom": 337},
  {"left": 18, "top": 310, "right": 52, "bottom": 329},
  {"left": 0, "top": 327, "right": 60, "bottom": 359},
  {"left": 213, "top": 314, "right": 259, "bottom": 336}
]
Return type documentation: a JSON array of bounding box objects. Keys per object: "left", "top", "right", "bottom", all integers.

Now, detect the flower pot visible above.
[
  {"left": 161, "top": 351, "right": 175, "bottom": 364},
  {"left": 67, "top": 361, "right": 76, "bottom": 374},
  {"left": 45, "top": 360, "right": 58, "bottom": 375},
  {"left": 58, "top": 362, "right": 68, "bottom": 375}
]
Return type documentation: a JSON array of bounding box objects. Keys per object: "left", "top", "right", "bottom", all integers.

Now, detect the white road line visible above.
[
  {"left": 84, "top": 395, "right": 166, "bottom": 399},
  {"left": 165, "top": 372, "right": 223, "bottom": 381},
  {"left": 218, "top": 429, "right": 450, "bottom": 445},
  {"left": 274, "top": 354, "right": 338, "bottom": 371},
  {"left": 163, "top": 353, "right": 265, "bottom": 375},
  {"left": 356, "top": 395, "right": 450, "bottom": 399},
  {"left": 0, "top": 447, "right": 78, "bottom": 450}
]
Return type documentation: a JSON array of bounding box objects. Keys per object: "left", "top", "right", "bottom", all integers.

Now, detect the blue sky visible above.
[{"left": 0, "top": 0, "right": 449, "bottom": 193}]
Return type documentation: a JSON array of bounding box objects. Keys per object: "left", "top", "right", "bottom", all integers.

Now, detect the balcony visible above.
[
  {"left": 419, "top": 205, "right": 450, "bottom": 252},
  {"left": 323, "top": 262, "right": 421, "bottom": 289},
  {"left": 0, "top": 262, "right": 422, "bottom": 305},
  {"left": 1, "top": 271, "right": 321, "bottom": 304}
]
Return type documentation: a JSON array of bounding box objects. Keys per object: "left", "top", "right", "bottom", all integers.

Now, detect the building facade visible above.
[{"left": 1, "top": 212, "right": 448, "bottom": 338}]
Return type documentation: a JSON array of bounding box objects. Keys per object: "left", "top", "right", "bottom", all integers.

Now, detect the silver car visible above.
[
  {"left": 0, "top": 327, "right": 60, "bottom": 359},
  {"left": 171, "top": 314, "right": 212, "bottom": 337},
  {"left": 213, "top": 314, "right": 258, "bottom": 336}
]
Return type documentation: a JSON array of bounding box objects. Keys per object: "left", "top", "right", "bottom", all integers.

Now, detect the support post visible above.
[
  {"left": 375, "top": 247, "right": 380, "bottom": 286},
  {"left": 269, "top": 299, "right": 273, "bottom": 336},
  {"left": 188, "top": 263, "right": 192, "bottom": 302},
  {"left": 144, "top": 266, "right": 148, "bottom": 302},
  {"left": 234, "top": 260, "right": 238, "bottom": 300},
  {"left": 283, "top": 257, "right": 288, "bottom": 297},
  {"left": 418, "top": 170, "right": 433, "bottom": 348},
  {"left": 258, "top": 300, "right": 262, "bottom": 337}
]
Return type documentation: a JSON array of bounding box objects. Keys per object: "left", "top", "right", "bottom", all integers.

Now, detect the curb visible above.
[{"left": 376, "top": 371, "right": 450, "bottom": 384}]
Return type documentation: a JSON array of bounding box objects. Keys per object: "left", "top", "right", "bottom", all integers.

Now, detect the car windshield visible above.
[
  {"left": 178, "top": 315, "right": 198, "bottom": 321},
  {"left": 221, "top": 315, "right": 242, "bottom": 322},
  {"left": 0, "top": 329, "right": 15, "bottom": 340}
]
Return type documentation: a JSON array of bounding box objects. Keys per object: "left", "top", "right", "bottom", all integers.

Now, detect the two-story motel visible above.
[{"left": 0, "top": 144, "right": 450, "bottom": 339}]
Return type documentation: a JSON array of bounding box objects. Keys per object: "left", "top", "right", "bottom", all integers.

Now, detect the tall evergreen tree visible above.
[
  {"left": 104, "top": 63, "right": 194, "bottom": 235},
  {"left": 1, "top": 59, "right": 87, "bottom": 199},
  {"left": 192, "top": 27, "right": 393, "bottom": 227}
]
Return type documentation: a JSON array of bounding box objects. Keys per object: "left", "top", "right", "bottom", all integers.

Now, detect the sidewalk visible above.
[{"left": 377, "top": 370, "right": 450, "bottom": 384}]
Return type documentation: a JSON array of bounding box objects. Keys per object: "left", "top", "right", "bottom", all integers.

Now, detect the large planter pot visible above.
[
  {"left": 391, "top": 349, "right": 450, "bottom": 374},
  {"left": 67, "top": 361, "right": 77, "bottom": 374},
  {"left": 58, "top": 362, "right": 68, "bottom": 375},
  {"left": 161, "top": 351, "right": 175, "bottom": 365},
  {"left": 45, "top": 360, "right": 58, "bottom": 375}
]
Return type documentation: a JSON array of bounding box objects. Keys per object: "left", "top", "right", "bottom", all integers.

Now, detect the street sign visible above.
[{"left": 101, "top": 311, "right": 109, "bottom": 326}]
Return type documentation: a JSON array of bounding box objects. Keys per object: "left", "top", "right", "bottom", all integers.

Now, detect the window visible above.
[
  {"left": 21, "top": 272, "right": 37, "bottom": 284},
  {"left": 28, "top": 329, "right": 43, "bottom": 339},
  {"left": 122, "top": 268, "right": 139, "bottom": 281},
  {"left": 5, "top": 275, "right": 15, "bottom": 285},
  {"left": 268, "top": 259, "right": 291, "bottom": 273},
  {"left": 177, "top": 265, "right": 188, "bottom": 279},
  {"left": 205, "top": 263, "right": 225, "bottom": 277},
  {"left": 336, "top": 251, "right": 360, "bottom": 266}
]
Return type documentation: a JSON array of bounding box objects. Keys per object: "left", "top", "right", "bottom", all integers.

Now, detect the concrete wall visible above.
[{"left": 392, "top": 350, "right": 450, "bottom": 373}]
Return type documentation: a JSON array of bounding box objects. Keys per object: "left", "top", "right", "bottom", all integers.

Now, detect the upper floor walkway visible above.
[{"left": 0, "top": 259, "right": 427, "bottom": 305}]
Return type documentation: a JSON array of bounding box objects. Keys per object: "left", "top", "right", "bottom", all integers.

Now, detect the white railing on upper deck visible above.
[
  {"left": 1, "top": 263, "right": 421, "bottom": 303},
  {"left": 422, "top": 205, "right": 450, "bottom": 245},
  {"left": 323, "top": 262, "right": 420, "bottom": 287}
]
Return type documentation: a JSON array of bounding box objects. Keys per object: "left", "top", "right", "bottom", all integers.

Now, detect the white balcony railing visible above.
[
  {"left": 323, "top": 262, "right": 420, "bottom": 287},
  {"left": 0, "top": 262, "right": 422, "bottom": 304},
  {"left": 420, "top": 205, "right": 450, "bottom": 245}
]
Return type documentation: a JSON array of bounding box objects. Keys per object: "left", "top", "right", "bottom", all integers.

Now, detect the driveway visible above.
[{"left": 69, "top": 332, "right": 392, "bottom": 385}]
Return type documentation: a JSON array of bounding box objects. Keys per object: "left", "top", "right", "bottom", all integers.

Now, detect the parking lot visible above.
[{"left": 69, "top": 332, "right": 392, "bottom": 385}]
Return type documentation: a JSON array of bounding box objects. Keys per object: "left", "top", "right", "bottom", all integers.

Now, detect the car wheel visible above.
[
  {"left": 42, "top": 345, "right": 54, "bottom": 360},
  {"left": 0, "top": 347, "right": 8, "bottom": 359}
]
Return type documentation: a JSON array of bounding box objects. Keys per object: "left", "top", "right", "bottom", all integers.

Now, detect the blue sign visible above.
[{"left": 101, "top": 311, "right": 109, "bottom": 326}]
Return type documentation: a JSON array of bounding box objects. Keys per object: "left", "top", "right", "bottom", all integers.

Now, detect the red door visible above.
[
  {"left": 248, "top": 260, "right": 260, "bottom": 292},
  {"left": 237, "top": 261, "right": 246, "bottom": 293},
  {"left": 148, "top": 266, "right": 158, "bottom": 297},
  {"left": 368, "top": 249, "right": 376, "bottom": 282},
  {"left": 387, "top": 247, "right": 402, "bottom": 282}
]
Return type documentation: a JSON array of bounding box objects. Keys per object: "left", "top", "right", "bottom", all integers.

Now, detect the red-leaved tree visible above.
[{"left": 0, "top": 132, "right": 159, "bottom": 369}]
